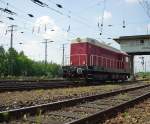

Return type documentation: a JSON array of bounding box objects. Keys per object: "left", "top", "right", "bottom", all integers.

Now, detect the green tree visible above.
[
  {"left": 0, "top": 46, "right": 6, "bottom": 76},
  {"left": 0, "top": 47, "right": 61, "bottom": 78},
  {"left": 7, "top": 48, "right": 19, "bottom": 76},
  {"left": 46, "top": 63, "right": 61, "bottom": 77},
  {"left": 17, "top": 51, "right": 33, "bottom": 76}
]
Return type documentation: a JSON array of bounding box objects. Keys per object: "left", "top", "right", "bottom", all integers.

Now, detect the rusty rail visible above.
[{"left": 0, "top": 84, "right": 149, "bottom": 122}]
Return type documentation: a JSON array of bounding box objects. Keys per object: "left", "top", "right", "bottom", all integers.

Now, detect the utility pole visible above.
[
  {"left": 145, "top": 61, "right": 147, "bottom": 72},
  {"left": 61, "top": 43, "right": 67, "bottom": 66},
  {"left": 146, "top": 24, "right": 150, "bottom": 34},
  {"left": 62, "top": 44, "right": 65, "bottom": 66},
  {"left": 41, "top": 39, "right": 54, "bottom": 64},
  {"left": 7, "top": 25, "right": 17, "bottom": 48},
  {"left": 7, "top": 25, "right": 17, "bottom": 75}
]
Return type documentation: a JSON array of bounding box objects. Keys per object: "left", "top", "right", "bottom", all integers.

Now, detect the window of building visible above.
[{"left": 140, "top": 40, "right": 144, "bottom": 44}]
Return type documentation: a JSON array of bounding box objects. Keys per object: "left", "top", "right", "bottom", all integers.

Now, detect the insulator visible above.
[
  {"left": 38, "top": 26, "right": 40, "bottom": 33},
  {"left": 7, "top": 17, "right": 14, "bottom": 20},
  {"left": 32, "top": 27, "right": 34, "bottom": 33},
  {"left": 67, "top": 25, "right": 70, "bottom": 32},
  {"left": 98, "top": 22, "right": 100, "bottom": 28},
  {"left": 28, "top": 14, "right": 34, "bottom": 17},
  {"left": 45, "top": 24, "right": 47, "bottom": 32},
  {"left": 56, "top": 4, "right": 63, "bottom": 8},
  {"left": 108, "top": 24, "right": 112, "bottom": 27},
  {"left": 123, "top": 20, "right": 126, "bottom": 28}
]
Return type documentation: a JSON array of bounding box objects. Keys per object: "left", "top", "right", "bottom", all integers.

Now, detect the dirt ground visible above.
[{"left": 104, "top": 98, "right": 150, "bottom": 124}]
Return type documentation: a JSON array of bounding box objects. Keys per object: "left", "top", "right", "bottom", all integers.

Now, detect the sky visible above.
[{"left": 0, "top": 0, "right": 150, "bottom": 72}]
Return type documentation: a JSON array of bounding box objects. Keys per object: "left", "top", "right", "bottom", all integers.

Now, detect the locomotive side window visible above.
[{"left": 125, "top": 57, "right": 129, "bottom": 62}]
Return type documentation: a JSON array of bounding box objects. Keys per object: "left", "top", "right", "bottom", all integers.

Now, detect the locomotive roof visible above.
[{"left": 71, "top": 38, "right": 127, "bottom": 55}]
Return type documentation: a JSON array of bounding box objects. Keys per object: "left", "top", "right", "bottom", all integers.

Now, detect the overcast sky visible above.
[{"left": 0, "top": 0, "right": 150, "bottom": 72}]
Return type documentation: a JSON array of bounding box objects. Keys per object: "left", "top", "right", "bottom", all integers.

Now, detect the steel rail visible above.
[
  {"left": 0, "top": 79, "right": 65, "bottom": 83},
  {"left": 67, "top": 92, "right": 150, "bottom": 124},
  {"left": 0, "top": 78, "right": 147, "bottom": 83},
  {"left": 0, "top": 82, "right": 107, "bottom": 92},
  {"left": 0, "top": 79, "right": 147, "bottom": 92},
  {"left": 0, "top": 84, "right": 150, "bottom": 122},
  {"left": 0, "top": 81, "right": 76, "bottom": 92}
]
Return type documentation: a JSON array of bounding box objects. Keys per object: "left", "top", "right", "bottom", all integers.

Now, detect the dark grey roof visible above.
[{"left": 114, "top": 35, "right": 150, "bottom": 42}]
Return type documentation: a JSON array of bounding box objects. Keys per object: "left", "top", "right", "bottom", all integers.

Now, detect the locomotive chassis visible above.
[{"left": 63, "top": 65, "right": 130, "bottom": 81}]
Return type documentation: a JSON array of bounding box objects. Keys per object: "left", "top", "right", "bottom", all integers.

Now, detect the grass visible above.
[
  {"left": 0, "top": 112, "right": 9, "bottom": 120},
  {"left": 123, "top": 112, "right": 129, "bottom": 118},
  {"left": 35, "top": 110, "right": 42, "bottom": 124},
  {"left": 135, "top": 72, "right": 150, "bottom": 80},
  {"left": 0, "top": 76, "right": 63, "bottom": 81}
]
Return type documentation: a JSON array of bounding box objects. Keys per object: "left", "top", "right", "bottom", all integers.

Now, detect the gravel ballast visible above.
[
  {"left": 0, "top": 82, "right": 149, "bottom": 111},
  {"left": 104, "top": 98, "right": 150, "bottom": 124}
]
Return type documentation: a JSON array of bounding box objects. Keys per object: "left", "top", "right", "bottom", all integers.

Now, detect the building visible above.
[{"left": 114, "top": 35, "right": 150, "bottom": 78}]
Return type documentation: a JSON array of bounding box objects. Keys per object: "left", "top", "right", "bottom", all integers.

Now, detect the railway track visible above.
[
  {"left": 0, "top": 79, "right": 65, "bottom": 83},
  {"left": 0, "top": 81, "right": 114, "bottom": 92},
  {"left": 0, "top": 84, "right": 150, "bottom": 123},
  {"left": 0, "top": 80, "right": 76, "bottom": 92},
  {"left": 0, "top": 79, "right": 148, "bottom": 92}
]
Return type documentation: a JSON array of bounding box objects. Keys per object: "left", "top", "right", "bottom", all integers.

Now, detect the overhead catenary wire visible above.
[
  {"left": 138, "top": 0, "right": 150, "bottom": 18},
  {"left": 0, "top": 0, "right": 35, "bottom": 25},
  {"left": 0, "top": 1, "right": 49, "bottom": 35},
  {"left": 0, "top": 0, "right": 149, "bottom": 45},
  {"left": 76, "top": 0, "right": 104, "bottom": 14},
  {"left": 46, "top": 0, "right": 102, "bottom": 31},
  {"left": 0, "top": 0, "right": 35, "bottom": 28},
  {"left": 0, "top": 7, "right": 17, "bottom": 15},
  {"left": 99, "top": 0, "right": 106, "bottom": 35},
  {"left": 0, "top": 0, "right": 80, "bottom": 38},
  {"left": 0, "top": 0, "right": 102, "bottom": 39},
  {"left": 1, "top": 0, "right": 147, "bottom": 32},
  {"left": 1, "top": 0, "right": 35, "bottom": 18}
]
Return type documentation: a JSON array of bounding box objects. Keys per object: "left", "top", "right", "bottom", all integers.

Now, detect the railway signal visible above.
[{"left": 139, "top": 56, "right": 145, "bottom": 71}]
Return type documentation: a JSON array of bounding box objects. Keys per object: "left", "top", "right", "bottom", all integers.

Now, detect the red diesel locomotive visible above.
[{"left": 63, "top": 38, "right": 131, "bottom": 81}]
